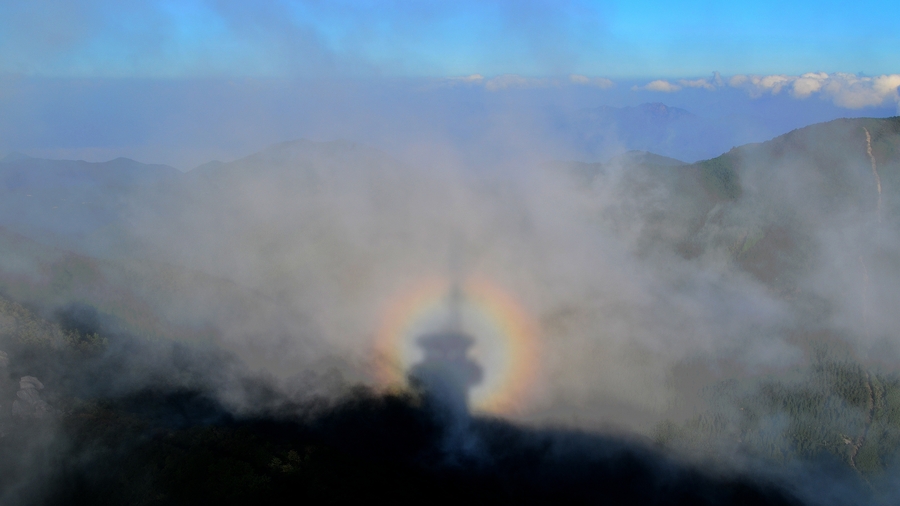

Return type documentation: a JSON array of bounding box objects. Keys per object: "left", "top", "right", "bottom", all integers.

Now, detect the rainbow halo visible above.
[{"left": 374, "top": 277, "right": 540, "bottom": 414}]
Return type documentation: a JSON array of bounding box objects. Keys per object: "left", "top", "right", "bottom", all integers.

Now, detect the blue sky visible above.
[{"left": 1, "top": 0, "right": 897, "bottom": 78}]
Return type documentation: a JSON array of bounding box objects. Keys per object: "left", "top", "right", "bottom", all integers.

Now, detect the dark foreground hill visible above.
[
  {"left": 0, "top": 293, "right": 862, "bottom": 506},
  {"left": 0, "top": 329, "right": 806, "bottom": 506},
  {"left": 12, "top": 390, "right": 804, "bottom": 506}
]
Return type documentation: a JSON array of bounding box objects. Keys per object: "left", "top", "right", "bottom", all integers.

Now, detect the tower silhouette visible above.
[{"left": 409, "top": 284, "right": 482, "bottom": 414}]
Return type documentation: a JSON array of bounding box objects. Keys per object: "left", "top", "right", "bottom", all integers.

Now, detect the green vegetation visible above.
[
  {"left": 696, "top": 153, "right": 742, "bottom": 201},
  {"left": 731, "top": 228, "right": 767, "bottom": 259},
  {"left": 0, "top": 295, "right": 67, "bottom": 349},
  {"left": 0, "top": 295, "right": 107, "bottom": 354},
  {"left": 0, "top": 386, "right": 805, "bottom": 506},
  {"left": 4, "top": 388, "right": 468, "bottom": 506},
  {"left": 657, "top": 355, "right": 900, "bottom": 478}
]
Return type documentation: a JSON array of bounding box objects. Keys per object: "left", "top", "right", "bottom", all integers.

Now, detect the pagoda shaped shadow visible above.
[{"left": 408, "top": 286, "right": 482, "bottom": 416}]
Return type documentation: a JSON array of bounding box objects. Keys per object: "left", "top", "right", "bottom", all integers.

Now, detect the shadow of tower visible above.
[{"left": 408, "top": 285, "right": 482, "bottom": 416}]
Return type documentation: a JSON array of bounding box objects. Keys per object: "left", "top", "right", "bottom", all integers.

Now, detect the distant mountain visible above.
[
  {"left": 0, "top": 140, "right": 414, "bottom": 259},
  {"left": 557, "top": 102, "right": 777, "bottom": 162},
  {"left": 0, "top": 154, "right": 179, "bottom": 251}
]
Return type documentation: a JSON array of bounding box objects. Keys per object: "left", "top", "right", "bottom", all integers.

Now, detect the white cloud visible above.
[
  {"left": 569, "top": 74, "right": 615, "bottom": 89},
  {"left": 638, "top": 72, "right": 724, "bottom": 92},
  {"left": 822, "top": 73, "right": 900, "bottom": 108},
  {"left": 634, "top": 79, "right": 681, "bottom": 92},
  {"left": 728, "top": 74, "right": 793, "bottom": 96},
  {"left": 758, "top": 74, "right": 793, "bottom": 94},
  {"left": 728, "top": 74, "right": 749, "bottom": 87},
  {"left": 449, "top": 72, "right": 900, "bottom": 109},
  {"left": 728, "top": 72, "right": 900, "bottom": 109},
  {"left": 791, "top": 72, "right": 828, "bottom": 98}
]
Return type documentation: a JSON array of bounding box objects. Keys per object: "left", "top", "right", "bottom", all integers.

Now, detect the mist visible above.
[{"left": 2, "top": 13, "right": 900, "bottom": 501}]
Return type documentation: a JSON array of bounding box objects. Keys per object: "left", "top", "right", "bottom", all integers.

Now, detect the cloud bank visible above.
[
  {"left": 443, "top": 70, "right": 900, "bottom": 112},
  {"left": 638, "top": 72, "right": 900, "bottom": 111},
  {"left": 451, "top": 71, "right": 899, "bottom": 112}
]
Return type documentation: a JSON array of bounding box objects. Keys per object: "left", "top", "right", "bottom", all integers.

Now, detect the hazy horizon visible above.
[{"left": 2, "top": 73, "right": 898, "bottom": 170}]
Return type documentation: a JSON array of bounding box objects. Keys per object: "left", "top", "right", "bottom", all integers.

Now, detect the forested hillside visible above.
[{"left": 656, "top": 351, "right": 900, "bottom": 480}]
